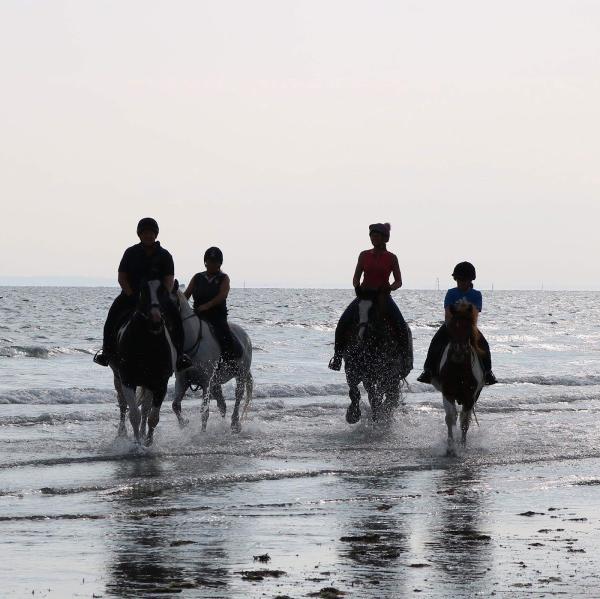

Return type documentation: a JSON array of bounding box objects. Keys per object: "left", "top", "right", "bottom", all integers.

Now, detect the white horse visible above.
[
  {"left": 431, "top": 302, "right": 484, "bottom": 452},
  {"left": 171, "top": 290, "right": 253, "bottom": 432}
]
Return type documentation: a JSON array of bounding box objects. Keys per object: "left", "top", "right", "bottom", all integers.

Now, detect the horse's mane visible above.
[{"left": 448, "top": 300, "right": 485, "bottom": 355}]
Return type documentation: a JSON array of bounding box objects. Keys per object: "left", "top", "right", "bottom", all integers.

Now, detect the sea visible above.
[{"left": 1, "top": 287, "right": 600, "bottom": 598}]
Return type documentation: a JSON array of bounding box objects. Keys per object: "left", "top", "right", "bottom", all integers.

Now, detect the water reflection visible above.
[
  {"left": 104, "top": 456, "right": 231, "bottom": 598},
  {"left": 424, "top": 462, "right": 493, "bottom": 593},
  {"left": 336, "top": 473, "right": 410, "bottom": 595}
]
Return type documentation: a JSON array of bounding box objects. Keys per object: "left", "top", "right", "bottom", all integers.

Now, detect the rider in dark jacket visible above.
[
  {"left": 94, "top": 217, "right": 191, "bottom": 371},
  {"left": 417, "top": 261, "right": 497, "bottom": 385},
  {"left": 328, "top": 222, "right": 410, "bottom": 371},
  {"left": 184, "top": 247, "right": 241, "bottom": 362}
]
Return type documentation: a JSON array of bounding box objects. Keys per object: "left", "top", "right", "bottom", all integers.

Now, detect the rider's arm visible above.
[
  {"left": 389, "top": 255, "right": 402, "bottom": 291},
  {"left": 183, "top": 275, "right": 195, "bottom": 300},
  {"left": 163, "top": 275, "right": 175, "bottom": 293},
  {"left": 352, "top": 253, "right": 364, "bottom": 288},
  {"left": 197, "top": 275, "right": 230, "bottom": 311},
  {"left": 118, "top": 271, "right": 134, "bottom": 296}
]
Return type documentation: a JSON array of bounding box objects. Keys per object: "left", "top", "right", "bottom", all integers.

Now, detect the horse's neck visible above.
[{"left": 177, "top": 291, "right": 194, "bottom": 319}]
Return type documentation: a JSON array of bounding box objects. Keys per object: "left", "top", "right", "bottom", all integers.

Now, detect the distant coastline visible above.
[{"left": 0, "top": 278, "right": 598, "bottom": 291}]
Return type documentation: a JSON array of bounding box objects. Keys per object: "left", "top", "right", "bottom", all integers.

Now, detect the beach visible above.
[{"left": 1, "top": 287, "right": 600, "bottom": 597}]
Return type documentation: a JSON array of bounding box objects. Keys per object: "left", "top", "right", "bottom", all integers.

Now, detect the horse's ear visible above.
[{"left": 173, "top": 279, "right": 179, "bottom": 292}]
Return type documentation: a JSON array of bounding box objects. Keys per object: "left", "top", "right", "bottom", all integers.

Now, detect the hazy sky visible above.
[{"left": 1, "top": 1, "right": 599, "bottom": 289}]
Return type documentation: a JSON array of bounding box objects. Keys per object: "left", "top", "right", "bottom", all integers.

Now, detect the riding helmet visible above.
[
  {"left": 452, "top": 261, "right": 476, "bottom": 281},
  {"left": 137, "top": 217, "right": 159, "bottom": 236},
  {"left": 369, "top": 222, "right": 391, "bottom": 242},
  {"left": 204, "top": 246, "right": 224, "bottom": 264}
]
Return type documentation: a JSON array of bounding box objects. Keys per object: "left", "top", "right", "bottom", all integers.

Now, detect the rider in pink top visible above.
[{"left": 328, "top": 223, "right": 410, "bottom": 372}]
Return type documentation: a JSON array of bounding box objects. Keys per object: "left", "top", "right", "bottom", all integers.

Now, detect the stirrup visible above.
[
  {"left": 93, "top": 350, "right": 110, "bottom": 367},
  {"left": 417, "top": 370, "right": 432, "bottom": 384},
  {"left": 328, "top": 354, "right": 342, "bottom": 371},
  {"left": 485, "top": 370, "right": 498, "bottom": 385}
]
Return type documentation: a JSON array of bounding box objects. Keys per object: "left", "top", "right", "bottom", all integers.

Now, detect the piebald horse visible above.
[
  {"left": 432, "top": 300, "right": 484, "bottom": 450},
  {"left": 171, "top": 290, "right": 253, "bottom": 432},
  {"left": 110, "top": 279, "right": 175, "bottom": 445},
  {"left": 343, "top": 297, "right": 413, "bottom": 424}
]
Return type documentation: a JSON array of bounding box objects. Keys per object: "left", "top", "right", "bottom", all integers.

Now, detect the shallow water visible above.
[{"left": 1, "top": 287, "right": 600, "bottom": 597}]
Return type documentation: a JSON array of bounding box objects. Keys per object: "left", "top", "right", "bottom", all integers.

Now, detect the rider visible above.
[
  {"left": 417, "top": 261, "right": 497, "bottom": 385},
  {"left": 184, "top": 246, "right": 241, "bottom": 363},
  {"left": 93, "top": 217, "right": 191, "bottom": 371},
  {"left": 328, "top": 222, "right": 409, "bottom": 371}
]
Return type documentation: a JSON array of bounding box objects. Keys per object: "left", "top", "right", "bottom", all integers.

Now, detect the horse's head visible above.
[
  {"left": 447, "top": 300, "right": 478, "bottom": 345},
  {"left": 445, "top": 301, "right": 480, "bottom": 366},
  {"left": 356, "top": 299, "right": 374, "bottom": 340},
  {"left": 136, "top": 279, "right": 167, "bottom": 333}
]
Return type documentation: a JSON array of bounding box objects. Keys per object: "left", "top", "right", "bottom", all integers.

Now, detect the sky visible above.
[{"left": 1, "top": 0, "right": 599, "bottom": 289}]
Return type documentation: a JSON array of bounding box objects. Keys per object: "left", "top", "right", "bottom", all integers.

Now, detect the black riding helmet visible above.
[
  {"left": 369, "top": 222, "right": 391, "bottom": 242},
  {"left": 204, "top": 246, "right": 223, "bottom": 264},
  {"left": 137, "top": 217, "right": 159, "bottom": 236},
  {"left": 452, "top": 261, "right": 476, "bottom": 281}
]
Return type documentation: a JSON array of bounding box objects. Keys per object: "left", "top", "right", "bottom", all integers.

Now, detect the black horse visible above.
[
  {"left": 109, "top": 279, "right": 175, "bottom": 445},
  {"left": 343, "top": 298, "right": 413, "bottom": 424}
]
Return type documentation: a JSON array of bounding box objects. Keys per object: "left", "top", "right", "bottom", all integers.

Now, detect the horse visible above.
[
  {"left": 431, "top": 300, "right": 485, "bottom": 450},
  {"left": 171, "top": 289, "right": 253, "bottom": 433},
  {"left": 109, "top": 279, "right": 175, "bottom": 446},
  {"left": 343, "top": 297, "right": 413, "bottom": 424}
]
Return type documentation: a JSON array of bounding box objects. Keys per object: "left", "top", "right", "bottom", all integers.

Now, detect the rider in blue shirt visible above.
[{"left": 417, "top": 261, "right": 497, "bottom": 385}]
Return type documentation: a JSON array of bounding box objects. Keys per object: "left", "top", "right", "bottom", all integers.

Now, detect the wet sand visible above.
[{"left": 2, "top": 396, "right": 600, "bottom": 598}]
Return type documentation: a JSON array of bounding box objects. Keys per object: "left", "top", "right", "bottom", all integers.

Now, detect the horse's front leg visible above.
[
  {"left": 211, "top": 382, "right": 226, "bottom": 418},
  {"left": 384, "top": 377, "right": 401, "bottom": 418},
  {"left": 122, "top": 385, "right": 141, "bottom": 443},
  {"left": 201, "top": 388, "right": 211, "bottom": 432},
  {"left": 346, "top": 374, "right": 362, "bottom": 424},
  {"left": 443, "top": 396, "right": 458, "bottom": 453},
  {"left": 231, "top": 376, "right": 245, "bottom": 433},
  {"left": 146, "top": 384, "right": 167, "bottom": 447},
  {"left": 368, "top": 383, "right": 384, "bottom": 423},
  {"left": 460, "top": 408, "right": 472, "bottom": 444},
  {"left": 138, "top": 388, "right": 151, "bottom": 438},
  {"left": 172, "top": 373, "right": 189, "bottom": 428},
  {"left": 113, "top": 373, "right": 128, "bottom": 438}
]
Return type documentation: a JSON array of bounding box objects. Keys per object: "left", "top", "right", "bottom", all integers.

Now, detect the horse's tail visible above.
[{"left": 241, "top": 371, "right": 253, "bottom": 421}]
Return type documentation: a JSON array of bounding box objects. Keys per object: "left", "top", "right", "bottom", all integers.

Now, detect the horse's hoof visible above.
[
  {"left": 346, "top": 403, "right": 361, "bottom": 424},
  {"left": 231, "top": 419, "right": 241, "bottom": 433},
  {"left": 144, "top": 434, "right": 154, "bottom": 447},
  {"left": 177, "top": 417, "right": 189, "bottom": 429},
  {"left": 117, "top": 424, "right": 127, "bottom": 438}
]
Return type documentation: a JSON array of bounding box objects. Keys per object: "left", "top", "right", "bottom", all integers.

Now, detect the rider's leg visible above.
[
  {"left": 477, "top": 330, "right": 497, "bottom": 385},
  {"left": 329, "top": 299, "right": 359, "bottom": 370},
  {"left": 383, "top": 295, "right": 408, "bottom": 352},
  {"left": 417, "top": 324, "right": 450, "bottom": 383},
  {"left": 214, "top": 317, "right": 239, "bottom": 361},
  {"left": 95, "top": 293, "right": 134, "bottom": 366}
]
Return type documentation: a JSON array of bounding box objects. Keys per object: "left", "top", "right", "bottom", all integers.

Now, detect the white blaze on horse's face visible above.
[
  {"left": 148, "top": 280, "right": 162, "bottom": 323},
  {"left": 357, "top": 299, "right": 373, "bottom": 340}
]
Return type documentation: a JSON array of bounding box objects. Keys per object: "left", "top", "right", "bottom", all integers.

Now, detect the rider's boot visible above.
[
  {"left": 176, "top": 353, "right": 192, "bottom": 371},
  {"left": 93, "top": 349, "right": 111, "bottom": 367},
  {"left": 417, "top": 369, "right": 433, "bottom": 384},
  {"left": 328, "top": 353, "right": 343, "bottom": 371},
  {"left": 484, "top": 370, "right": 498, "bottom": 385}
]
